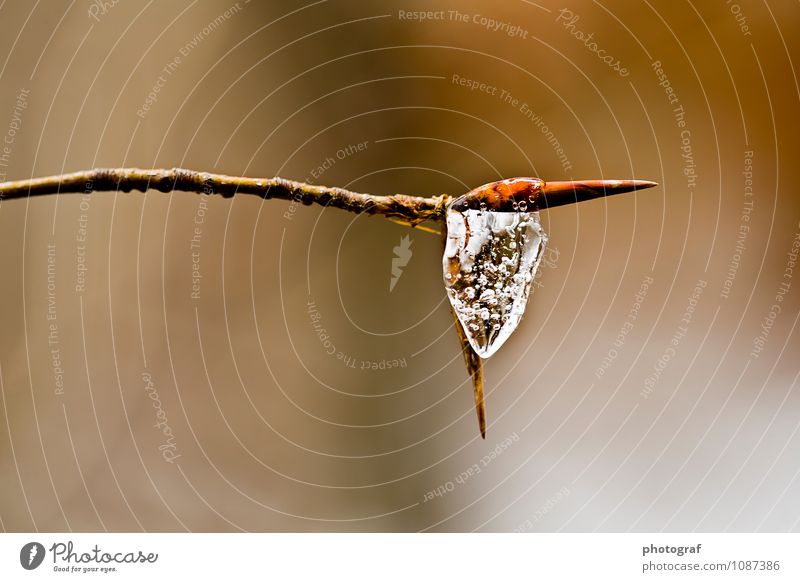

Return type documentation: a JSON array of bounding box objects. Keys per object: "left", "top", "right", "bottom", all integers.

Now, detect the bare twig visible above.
[
  {"left": 0, "top": 168, "right": 657, "bottom": 224},
  {"left": 0, "top": 167, "right": 449, "bottom": 226},
  {"left": 451, "top": 304, "right": 486, "bottom": 439}
]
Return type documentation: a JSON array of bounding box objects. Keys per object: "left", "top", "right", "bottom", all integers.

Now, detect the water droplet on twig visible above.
[{"left": 443, "top": 207, "right": 548, "bottom": 358}]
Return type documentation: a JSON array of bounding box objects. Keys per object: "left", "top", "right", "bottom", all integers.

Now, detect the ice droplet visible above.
[{"left": 443, "top": 208, "right": 548, "bottom": 359}]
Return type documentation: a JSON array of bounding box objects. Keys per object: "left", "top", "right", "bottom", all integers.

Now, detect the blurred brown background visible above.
[{"left": 0, "top": 0, "right": 798, "bottom": 532}]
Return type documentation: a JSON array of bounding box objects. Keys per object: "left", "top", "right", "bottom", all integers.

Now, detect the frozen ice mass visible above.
[{"left": 443, "top": 206, "right": 548, "bottom": 359}]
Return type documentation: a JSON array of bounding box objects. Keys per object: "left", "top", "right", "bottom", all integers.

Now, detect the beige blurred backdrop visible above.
[{"left": 0, "top": 0, "right": 798, "bottom": 532}]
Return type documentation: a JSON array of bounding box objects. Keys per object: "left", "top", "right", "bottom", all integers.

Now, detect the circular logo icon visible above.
[{"left": 20, "top": 542, "right": 46, "bottom": 570}]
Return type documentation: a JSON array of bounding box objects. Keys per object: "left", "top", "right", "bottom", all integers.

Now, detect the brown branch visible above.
[
  {"left": 0, "top": 167, "right": 449, "bottom": 226},
  {"left": 0, "top": 168, "right": 656, "bottom": 223}
]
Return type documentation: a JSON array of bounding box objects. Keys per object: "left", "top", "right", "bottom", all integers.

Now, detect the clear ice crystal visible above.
[{"left": 443, "top": 208, "right": 548, "bottom": 359}]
